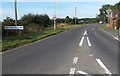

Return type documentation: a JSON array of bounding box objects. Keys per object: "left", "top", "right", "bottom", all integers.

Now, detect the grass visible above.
[
  {"left": 2, "top": 24, "right": 88, "bottom": 52},
  {"left": 100, "top": 24, "right": 120, "bottom": 39},
  {"left": 118, "top": 35, "right": 120, "bottom": 38},
  {"left": 100, "top": 25, "right": 119, "bottom": 31}
]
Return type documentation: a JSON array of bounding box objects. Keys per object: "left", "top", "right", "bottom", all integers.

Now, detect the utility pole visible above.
[
  {"left": 14, "top": 0, "right": 17, "bottom": 26},
  {"left": 14, "top": 0, "right": 21, "bottom": 36},
  {"left": 75, "top": 6, "right": 77, "bottom": 26}
]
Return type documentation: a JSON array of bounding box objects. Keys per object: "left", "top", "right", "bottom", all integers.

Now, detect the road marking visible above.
[
  {"left": 79, "top": 37, "right": 84, "bottom": 46},
  {"left": 84, "top": 30, "right": 87, "bottom": 35},
  {"left": 113, "top": 37, "right": 120, "bottom": 41},
  {"left": 89, "top": 51, "right": 91, "bottom": 53},
  {"left": 73, "top": 57, "right": 78, "bottom": 64},
  {"left": 86, "top": 37, "right": 92, "bottom": 46},
  {"left": 96, "top": 59, "right": 112, "bottom": 74},
  {"left": 89, "top": 55, "right": 93, "bottom": 57},
  {"left": 69, "top": 68, "right": 75, "bottom": 75},
  {"left": 100, "top": 27, "right": 119, "bottom": 42},
  {"left": 91, "top": 28, "right": 94, "bottom": 30},
  {"left": 0, "top": 52, "right": 2, "bottom": 54},
  {"left": 77, "top": 70, "right": 89, "bottom": 74}
]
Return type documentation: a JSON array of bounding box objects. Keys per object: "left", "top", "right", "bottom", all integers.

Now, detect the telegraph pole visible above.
[
  {"left": 75, "top": 6, "right": 77, "bottom": 26},
  {"left": 14, "top": 0, "right": 21, "bottom": 36},
  {"left": 75, "top": 0, "right": 77, "bottom": 26},
  {"left": 14, "top": 0, "right": 17, "bottom": 26}
]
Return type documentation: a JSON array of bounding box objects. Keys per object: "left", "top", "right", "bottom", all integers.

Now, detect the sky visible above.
[{"left": 0, "top": 1, "right": 119, "bottom": 21}]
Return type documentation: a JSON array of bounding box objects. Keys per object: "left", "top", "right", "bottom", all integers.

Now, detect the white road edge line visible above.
[
  {"left": 79, "top": 37, "right": 84, "bottom": 46},
  {"left": 84, "top": 30, "right": 87, "bottom": 36},
  {"left": 96, "top": 59, "right": 112, "bottom": 74},
  {"left": 69, "top": 68, "right": 75, "bottom": 75},
  {"left": 73, "top": 57, "right": 78, "bottom": 64},
  {"left": 86, "top": 37, "right": 92, "bottom": 46},
  {"left": 113, "top": 37, "right": 120, "bottom": 41},
  {"left": 77, "top": 70, "right": 89, "bottom": 74}
]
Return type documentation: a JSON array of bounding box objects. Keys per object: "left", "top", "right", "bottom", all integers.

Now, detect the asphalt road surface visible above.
[{"left": 2, "top": 24, "right": 119, "bottom": 76}]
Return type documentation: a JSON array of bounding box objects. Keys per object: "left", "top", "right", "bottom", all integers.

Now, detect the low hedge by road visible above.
[{"left": 2, "top": 24, "right": 88, "bottom": 52}]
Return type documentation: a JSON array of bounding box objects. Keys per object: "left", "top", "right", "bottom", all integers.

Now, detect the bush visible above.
[
  {"left": 20, "top": 13, "right": 51, "bottom": 28},
  {"left": 2, "top": 17, "right": 18, "bottom": 36},
  {"left": 115, "top": 18, "right": 120, "bottom": 29},
  {"left": 2, "top": 17, "right": 15, "bottom": 26},
  {"left": 24, "top": 23, "right": 44, "bottom": 33}
]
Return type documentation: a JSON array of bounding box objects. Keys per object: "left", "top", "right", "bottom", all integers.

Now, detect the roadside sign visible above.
[
  {"left": 4, "top": 26, "right": 24, "bottom": 30},
  {"left": 52, "top": 15, "right": 57, "bottom": 20}
]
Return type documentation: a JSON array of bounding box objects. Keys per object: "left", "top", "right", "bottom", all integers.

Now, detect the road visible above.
[{"left": 2, "top": 24, "right": 119, "bottom": 75}]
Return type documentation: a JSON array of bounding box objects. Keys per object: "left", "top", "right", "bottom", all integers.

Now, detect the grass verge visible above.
[
  {"left": 2, "top": 24, "right": 88, "bottom": 52},
  {"left": 100, "top": 24, "right": 120, "bottom": 39},
  {"left": 100, "top": 24, "right": 119, "bottom": 31}
]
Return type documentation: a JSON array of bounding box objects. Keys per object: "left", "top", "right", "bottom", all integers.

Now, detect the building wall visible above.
[
  {"left": 109, "top": 17, "right": 114, "bottom": 28},
  {"left": 108, "top": 10, "right": 120, "bottom": 28}
]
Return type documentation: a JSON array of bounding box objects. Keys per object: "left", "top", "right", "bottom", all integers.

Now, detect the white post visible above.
[{"left": 54, "top": 0, "right": 56, "bottom": 30}]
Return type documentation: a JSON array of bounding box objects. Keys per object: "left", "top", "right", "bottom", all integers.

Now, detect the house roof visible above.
[{"left": 110, "top": 10, "right": 120, "bottom": 18}]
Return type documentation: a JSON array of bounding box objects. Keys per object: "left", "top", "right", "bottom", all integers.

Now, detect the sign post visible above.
[
  {"left": 52, "top": 15, "right": 57, "bottom": 30},
  {"left": 53, "top": 0, "right": 57, "bottom": 30}
]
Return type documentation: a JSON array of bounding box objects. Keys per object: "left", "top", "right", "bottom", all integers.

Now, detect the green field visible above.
[{"left": 2, "top": 24, "right": 88, "bottom": 52}]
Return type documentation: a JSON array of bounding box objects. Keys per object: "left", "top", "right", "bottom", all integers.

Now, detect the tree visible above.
[
  {"left": 97, "top": 4, "right": 112, "bottom": 23},
  {"left": 115, "top": 18, "right": 120, "bottom": 29},
  {"left": 72, "top": 17, "right": 78, "bottom": 24},
  {"left": 0, "top": 21, "right": 2, "bottom": 32},
  {"left": 2, "top": 17, "right": 15, "bottom": 26},
  {"left": 57, "top": 18, "right": 65, "bottom": 23},
  {"left": 111, "top": 2, "right": 120, "bottom": 10},
  {"left": 65, "top": 16, "right": 73, "bottom": 24},
  {"left": 20, "top": 13, "right": 34, "bottom": 26},
  {"left": 20, "top": 13, "right": 50, "bottom": 27},
  {"left": 20, "top": 13, "right": 51, "bottom": 33}
]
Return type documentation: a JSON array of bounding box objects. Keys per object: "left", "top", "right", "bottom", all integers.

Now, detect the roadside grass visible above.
[
  {"left": 2, "top": 24, "right": 88, "bottom": 52},
  {"left": 100, "top": 24, "right": 119, "bottom": 31},
  {"left": 118, "top": 35, "right": 120, "bottom": 38},
  {"left": 100, "top": 24, "right": 120, "bottom": 39}
]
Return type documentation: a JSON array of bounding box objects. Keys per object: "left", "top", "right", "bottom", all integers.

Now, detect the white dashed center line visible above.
[
  {"left": 73, "top": 57, "right": 78, "bottom": 64},
  {"left": 79, "top": 37, "right": 84, "bottom": 46},
  {"left": 77, "top": 70, "right": 89, "bottom": 74},
  {"left": 84, "top": 30, "right": 87, "bottom": 36},
  {"left": 96, "top": 59, "right": 112, "bottom": 74},
  {"left": 86, "top": 37, "right": 92, "bottom": 46},
  {"left": 69, "top": 68, "right": 75, "bottom": 75}
]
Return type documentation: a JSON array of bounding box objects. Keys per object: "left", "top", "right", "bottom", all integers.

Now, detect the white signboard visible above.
[
  {"left": 4, "top": 26, "right": 24, "bottom": 30},
  {"left": 52, "top": 15, "right": 57, "bottom": 20}
]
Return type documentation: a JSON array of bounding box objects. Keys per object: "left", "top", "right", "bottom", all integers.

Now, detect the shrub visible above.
[
  {"left": 2, "top": 17, "right": 15, "bottom": 26},
  {"left": 24, "top": 23, "right": 44, "bottom": 33},
  {"left": 20, "top": 13, "right": 51, "bottom": 28},
  {"left": 115, "top": 18, "right": 120, "bottom": 29}
]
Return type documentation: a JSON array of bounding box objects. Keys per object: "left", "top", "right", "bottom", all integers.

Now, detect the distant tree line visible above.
[
  {"left": 2, "top": 13, "right": 99, "bottom": 36},
  {"left": 57, "top": 16, "right": 79, "bottom": 24}
]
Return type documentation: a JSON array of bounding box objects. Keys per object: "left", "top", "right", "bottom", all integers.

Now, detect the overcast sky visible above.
[{"left": 0, "top": 1, "right": 119, "bottom": 21}]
